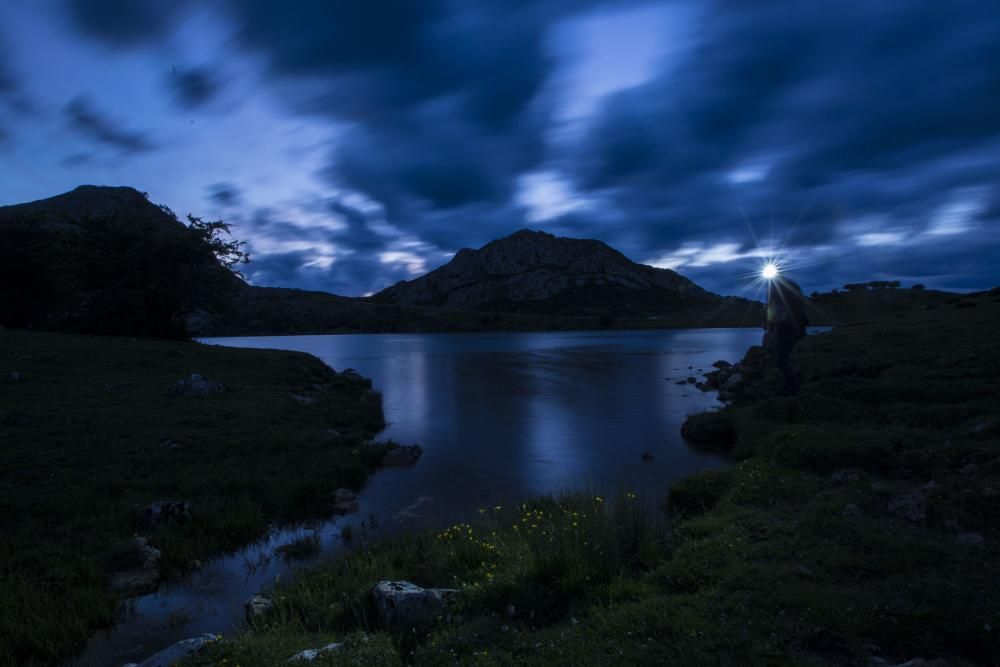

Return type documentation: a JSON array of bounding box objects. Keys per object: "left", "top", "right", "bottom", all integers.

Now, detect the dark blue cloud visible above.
[
  {"left": 64, "top": 95, "right": 156, "bottom": 153},
  {"left": 168, "top": 67, "right": 221, "bottom": 108},
  {"left": 65, "top": 0, "right": 189, "bottom": 46}
]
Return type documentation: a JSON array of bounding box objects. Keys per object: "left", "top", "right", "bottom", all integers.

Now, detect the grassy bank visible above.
[
  {"left": 184, "top": 290, "right": 999, "bottom": 665},
  {"left": 0, "top": 330, "right": 387, "bottom": 665}
]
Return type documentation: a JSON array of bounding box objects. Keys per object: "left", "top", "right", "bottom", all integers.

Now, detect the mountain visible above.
[
  {"left": 372, "top": 229, "right": 740, "bottom": 317},
  {"left": 0, "top": 185, "right": 239, "bottom": 337}
]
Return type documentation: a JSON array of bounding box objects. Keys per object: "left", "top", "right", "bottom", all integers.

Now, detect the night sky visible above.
[{"left": 1, "top": 1, "right": 999, "bottom": 296}]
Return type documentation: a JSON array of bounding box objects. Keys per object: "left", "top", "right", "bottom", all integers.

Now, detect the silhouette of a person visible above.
[{"left": 763, "top": 278, "right": 809, "bottom": 394}]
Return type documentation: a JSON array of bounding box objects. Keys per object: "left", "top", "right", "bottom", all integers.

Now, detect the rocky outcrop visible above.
[
  {"left": 104, "top": 537, "right": 161, "bottom": 596},
  {"left": 680, "top": 411, "right": 737, "bottom": 448},
  {"left": 122, "top": 633, "right": 219, "bottom": 667},
  {"left": 371, "top": 581, "right": 458, "bottom": 628}
]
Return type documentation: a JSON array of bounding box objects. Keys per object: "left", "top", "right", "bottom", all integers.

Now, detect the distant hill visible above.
[
  {"left": 0, "top": 185, "right": 240, "bottom": 338},
  {"left": 372, "top": 229, "right": 752, "bottom": 318}
]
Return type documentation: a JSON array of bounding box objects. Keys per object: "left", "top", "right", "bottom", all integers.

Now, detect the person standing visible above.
[{"left": 763, "top": 277, "right": 809, "bottom": 393}]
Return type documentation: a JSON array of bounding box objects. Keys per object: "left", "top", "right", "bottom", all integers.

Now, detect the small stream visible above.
[{"left": 69, "top": 328, "right": 766, "bottom": 666}]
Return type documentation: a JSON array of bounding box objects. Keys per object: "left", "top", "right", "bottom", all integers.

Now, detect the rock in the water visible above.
[
  {"left": 957, "top": 532, "right": 984, "bottom": 547},
  {"left": 5, "top": 371, "right": 25, "bottom": 383},
  {"left": 381, "top": 444, "right": 423, "bottom": 468},
  {"left": 104, "top": 537, "right": 161, "bottom": 596},
  {"left": 711, "top": 360, "right": 732, "bottom": 369},
  {"left": 288, "top": 642, "right": 342, "bottom": 662},
  {"left": 887, "top": 491, "right": 926, "bottom": 523},
  {"left": 641, "top": 451, "right": 654, "bottom": 462},
  {"left": 686, "top": 376, "right": 697, "bottom": 384},
  {"left": 371, "top": 580, "right": 458, "bottom": 628},
  {"left": 123, "top": 633, "right": 219, "bottom": 667},
  {"left": 139, "top": 500, "right": 191, "bottom": 527},
  {"left": 173, "top": 373, "right": 225, "bottom": 397},
  {"left": 245, "top": 593, "right": 275, "bottom": 623},
  {"left": 842, "top": 504, "right": 862, "bottom": 518},
  {"left": 674, "top": 379, "right": 687, "bottom": 385}
]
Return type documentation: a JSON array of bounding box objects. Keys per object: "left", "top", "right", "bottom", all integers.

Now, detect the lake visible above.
[{"left": 71, "top": 327, "right": 764, "bottom": 666}]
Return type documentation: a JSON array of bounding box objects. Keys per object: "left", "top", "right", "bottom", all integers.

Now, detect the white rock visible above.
[
  {"left": 124, "top": 633, "right": 219, "bottom": 667},
  {"left": 371, "top": 580, "right": 458, "bottom": 628},
  {"left": 288, "top": 642, "right": 342, "bottom": 662}
]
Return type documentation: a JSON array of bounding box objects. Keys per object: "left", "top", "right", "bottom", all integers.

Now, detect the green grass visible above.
[
  {"left": 183, "top": 290, "right": 1000, "bottom": 665},
  {"left": 0, "top": 330, "right": 387, "bottom": 665}
]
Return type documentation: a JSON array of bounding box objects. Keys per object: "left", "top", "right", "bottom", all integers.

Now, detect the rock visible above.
[
  {"left": 332, "top": 489, "right": 359, "bottom": 515},
  {"left": 371, "top": 580, "right": 458, "bottom": 628},
  {"left": 694, "top": 382, "right": 706, "bottom": 390},
  {"left": 395, "top": 495, "right": 433, "bottom": 523},
  {"left": 245, "top": 593, "right": 275, "bottom": 623},
  {"left": 674, "top": 380, "right": 687, "bottom": 385},
  {"left": 686, "top": 376, "right": 697, "bottom": 384},
  {"left": 124, "top": 633, "right": 219, "bottom": 667},
  {"left": 831, "top": 469, "right": 862, "bottom": 484},
  {"left": 921, "top": 480, "right": 939, "bottom": 492},
  {"left": 681, "top": 412, "right": 736, "bottom": 448},
  {"left": 290, "top": 393, "right": 318, "bottom": 405},
  {"left": 721, "top": 372, "right": 744, "bottom": 390},
  {"left": 957, "top": 532, "right": 984, "bottom": 547},
  {"left": 288, "top": 642, "right": 342, "bottom": 662},
  {"left": 381, "top": 444, "right": 423, "bottom": 468},
  {"left": 887, "top": 491, "right": 926, "bottom": 523},
  {"left": 793, "top": 564, "right": 813, "bottom": 578},
  {"left": 104, "top": 537, "right": 161, "bottom": 596},
  {"left": 139, "top": 500, "right": 192, "bottom": 527},
  {"left": 5, "top": 371, "right": 24, "bottom": 383},
  {"left": 943, "top": 519, "right": 961, "bottom": 532},
  {"left": 959, "top": 463, "right": 979, "bottom": 476},
  {"left": 173, "top": 373, "right": 225, "bottom": 397},
  {"left": 641, "top": 451, "right": 654, "bottom": 462},
  {"left": 334, "top": 488, "right": 357, "bottom": 504},
  {"left": 842, "top": 504, "right": 862, "bottom": 518},
  {"left": 711, "top": 360, "right": 732, "bottom": 369}
]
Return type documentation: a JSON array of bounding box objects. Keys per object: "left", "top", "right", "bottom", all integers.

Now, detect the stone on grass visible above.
[
  {"left": 371, "top": 580, "right": 458, "bottom": 628},
  {"left": 957, "top": 532, "right": 984, "bottom": 547},
  {"left": 381, "top": 444, "right": 423, "bottom": 468},
  {"left": 831, "top": 469, "right": 862, "bottom": 485},
  {"left": 139, "top": 500, "right": 192, "bottom": 527},
  {"left": 887, "top": 491, "right": 926, "bottom": 523},
  {"left": 288, "top": 642, "right": 342, "bottom": 662},
  {"left": 842, "top": 504, "right": 862, "bottom": 518},
  {"left": 245, "top": 593, "right": 275, "bottom": 623},
  {"left": 173, "top": 373, "right": 225, "bottom": 397},
  {"left": 122, "top": 633, "right": 219, "bottom": 667},
  {"left": 105, "top": 537, "right": 161, "bottom": 596}
]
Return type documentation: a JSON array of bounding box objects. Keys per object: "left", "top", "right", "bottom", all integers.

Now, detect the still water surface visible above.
[{"left": 72, "top": 328, "right": 763, "bottom": 666}]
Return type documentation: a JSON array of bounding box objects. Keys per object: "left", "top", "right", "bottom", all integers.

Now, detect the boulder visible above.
[
  {"left": 887, "top": 491, "right": 926, "bottom": 523},
  {"left": 173, "top": 373, "right": 225, "bottom": 397},
  {"left": 681, "top": 412, "right": 736, "bottom": 448},
  {"left": 288, "top": 642, "right": 342, "bottom": 662},
  {"left": 332, "top": 488, "right": 359, "bottom": 515},
  {"left": 122, "top": 633, "right": 219, "bottom": 667},
  {"left": 105, "top": 537, "right": 161, "bottom": 596},
  {"left": 245, "top": 593, "right": 275, "bottom": 623},
  {"left": 641, "top": 451, "right": 655, "bottom": 462},
  {"left": 686, "top": 377, "right": 697, "bottom": 384},
  {"left": 371, "top": 580, "right": 458, "bottom": 628},
  {"left": 711, "top": 360, "right": 732, "bottom": 369},
  {"left": 381, "top": 444, "right": 423, "bottom": 468},
  {"left": 721, "top": 372, "right": 744, "bottom": 390},
  {"left": 139, "top": 500, "right": 192, "bottom": 527}
]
